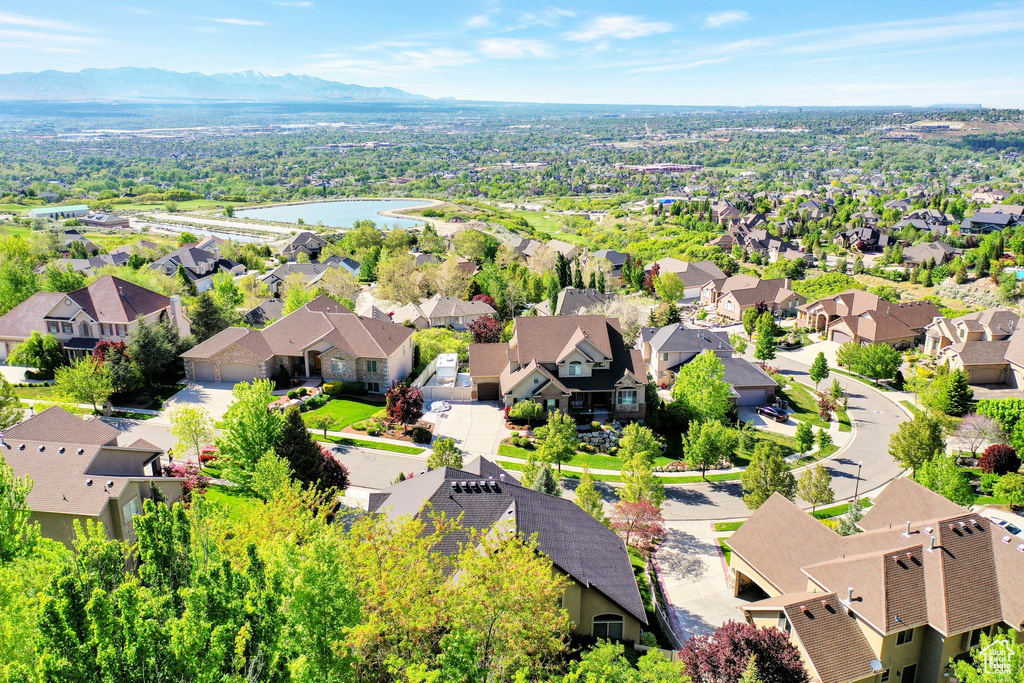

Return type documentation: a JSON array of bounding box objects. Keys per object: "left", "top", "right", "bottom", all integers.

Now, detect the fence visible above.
[{"left": 412, "top": 357, "right": 474, "bottom": 402}]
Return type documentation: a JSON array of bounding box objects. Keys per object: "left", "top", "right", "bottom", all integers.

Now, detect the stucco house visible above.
[
  {"left": 369, "top": 456, "right": 648, "bottom": 643},
  {"left": 798, "top": 290, "right": 939, "bottom": 348},
  {"left": 699, "top": 275, "right": 805, "bottom": 322},
  {"left": 181, "top": 295, "right": 413, "bottom": 392},
  {"left": 535, "top": 288, "right": 610, "bottom": 317},
  {"left": 728, "top": 478, "right": 1024, "bottom": 683},
  {"left": 924, "top": 310, "right": 1024, "bottom": 385},
  {"left": 390, "top": 295, "right": 495, "bottom": 330},
  {"left": 468, "top": 315, "right": 646, "bottom": 421},
  {"left": 0, "top": 275, "right": 190, "bottom": 361},
  {"left": 278, "top": 231, "right": 327, "bottom": 260},
  {"left": 903, "top": 241, "right": 957, "bottom": 267},
  {"left": 150, "top": 245, "right": 245, "bottom": 292},
  {"left": 645, "top": 258, "right": 726, "bottom": 302},
  {"left": 1, "top": 406, "right": 182, "bottom": 548}
]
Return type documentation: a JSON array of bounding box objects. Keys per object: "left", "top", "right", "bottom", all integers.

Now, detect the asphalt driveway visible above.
[{"left": 426, "top": 400, "right": 509, "bottom": 457}]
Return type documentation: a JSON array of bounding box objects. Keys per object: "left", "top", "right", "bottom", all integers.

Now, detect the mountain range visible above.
[{"left": 0, "top": 67, "right": 432, "bottom": 103}]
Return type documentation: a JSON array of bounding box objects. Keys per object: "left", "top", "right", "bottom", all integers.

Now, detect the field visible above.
[{"left": 506, "top": 209, "right": 587, "bottom": 246}]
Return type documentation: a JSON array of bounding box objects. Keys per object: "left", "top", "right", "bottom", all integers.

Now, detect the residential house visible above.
[
  {"left": 971, "top": 186, "right": 1011, "bottom": 203},
  {"left": 646, "top": 258, "right": 726, "bottom": 301},
  {"left": 728, "top": 478, "right": 1024, "bottom": 683},
  {"left": 547, "top": 239, "right": 582, "bottom": 261},
  {"left": 903, "top": 241, "right": 957, "bottom": 267},
  {"left": 369, "top": 457, "right": 648, "bottom": 642},
  {"left": 960, "top": 212, "right": 1021, "bottom": 235},
  {"left": 320, "top": 255, "right": 361, "bottom": 276},
  {"left": 743, "top": 230, "right": 806, "bottom": 263},
  {"left": 0, "top": 406, "right": 182, "bottom": 547},
  {"left": 923, "top": 310, "right": 1023, "bottom": 385},
  {"left": 637, "top": 323, "right": 778, "bottom": 404},
  {"left": 468, "top": 315, "right": 646, "bottom": 421},
  {"left": 182, "top": 295, "right": 413, "bottom": 392},
  {"left": 699, "top": 275, "right": 806, "bottom": 321},
  {"left": 835, "top": 227, "right": 893, "bottom": 252},
  {"left": 242, "top": 298, "right": 285, "bottom": 328},
  {"left": 712, "top": 200, "right": 742, "bottom": 224},
  {"left": 61, "top": 229, "right": 100, "bottom": 255},
  {"left": 278, "top": 231, "right": 327, "bottom": 260},
  {"left": 150, "top": 245, "right": 245, "bottom": 292},
  {"left": 259, "top": 262, "right": 338, "bottom": 295},
  {"left": 80, "top": 213, "right": 131, "bottom": 229},
  {"left": 391, "top": 295, "right": 496, "bottom": 330},
  {"left": 45, "top": 252, "right": 131, "bottom": 276},
  {"left": 590, "top": 249, "right": 629, "bottom": 283},
  {"left": 0, "top": 275, "right": 190, "bottom": 361},
  {"left": 893, "top": 218, "right": 950, "bottom": 238},
  {"left": 797, "top": 290, "right": 940, "bottom": 348},
  {"left": 110, "top": 240, "right": 160, "bottom": 256},
  {"left": 536, "top": 288, "right": 610, "bottom": 317}
]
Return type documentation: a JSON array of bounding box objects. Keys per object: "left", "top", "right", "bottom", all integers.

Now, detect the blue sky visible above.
[{"left": 4, "top": 1, "right": 1024, "bottom": 106}]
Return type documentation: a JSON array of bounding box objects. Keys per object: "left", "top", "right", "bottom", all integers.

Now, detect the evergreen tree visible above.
[
  {"left": 546, "top": 276, "right": 560, "bottom": 315},
  {"left": 572, "top": 258, "right": 584, "bottom": 288},
  {"left": 809, "top": 351, "right": 830, "bottom": 390},
  {"left": 531, "top": 464, "right": 561, "bottom": 497},
  {"left": 946, "top": 369, "right": 973, "bottom": 417},
  {"left": 597, "top": 270, "right": 606, "bottom": 293},
  {"left": 276, "top": 407, "right": 325, "bottom": 489},
  {"left": 955, "top": 263, "right": 968, "bottom": 284},
  {"left": 176, "top": 263, "right": 196, "bottom": 296},
  {"left": 587, "top": 271, "right": 597, "bottom": 290},
  {"left": 555, "top": 252, "right": 570, "bottom": 288},
  {"left": 188, "top": 291, "right": 231, "bottom": 343}
]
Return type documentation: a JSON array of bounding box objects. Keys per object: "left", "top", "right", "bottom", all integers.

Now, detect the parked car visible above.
[
  {"left": 757, "top": 405, "right": 788, "bottom": 422},
  {"left": 989, "top": 517, "right": 1023, "bottom": 537}
]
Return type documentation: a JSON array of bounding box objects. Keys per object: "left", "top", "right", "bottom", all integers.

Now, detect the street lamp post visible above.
[{"left": 853, "top": 460, "right": 864, "bottom": 501}]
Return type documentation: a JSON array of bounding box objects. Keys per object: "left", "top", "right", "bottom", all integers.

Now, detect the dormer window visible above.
[{"left": 568, "top": 361, "right": 582, "bottom": 376}]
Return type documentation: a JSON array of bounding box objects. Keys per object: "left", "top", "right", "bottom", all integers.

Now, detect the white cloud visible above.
[
  {"left": 273, "top": 1, "right": 314, "bottom": 6},
  {"left": 629, "top": 57, "right": 728, "bottom": 74},
  {"left": 308, "top": 48, "right": 477, "bottom": 78},
  {"left": 703, "top": 11, "right": 749, "bottom": 29},
  {"left": 0, "top": 41, "right": 81, "bottom": 53},
  {"left": 515, "top": 8, "right": 576, "bottom": 28},
  {"left": 0, "top": 11, "right": 86, "bottom": 33},
  {"left": 478, "top": 38, "right": 552, "bottom": 59},
  {"left": 210, "top": 17, "right": 269, "bottom": 26},
  {"left": 466, "top": 14, "right": 491, "bottom": 28},
  {"left": 0, "top": 28, "right": 94, "bottom": 43},
  {"left": 565, "top": 15, "right": 672, "bottom": 42}
]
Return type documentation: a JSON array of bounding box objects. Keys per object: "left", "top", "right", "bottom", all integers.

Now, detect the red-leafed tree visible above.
[
  {"left": 816, "top": 391, "right": 838, "bottom": 421},
  {"left": 161, "top": 462, "right": 210, "bottom": 504},
  {"left": 467, "top": 315, "right": 502, "bottom": 344},
  {"left": 609, "top": 499, "right": 665, "bottom": 554},
  {"left": 92, "top": 340, "right": 128, "bottom": 364},
  {"left": 981, "top": 443, "right": 1021, "bottom": 475},
  {"left": 642, "top": 262, "right": 660, "bottom": 294},
  {"left": 472, "top": 293, "right": 496, "bottom": 309},
  {"left": 318, "top": 443, "right": 351, "bottom": 491},
  {"left": 680, "top": 620, "right": 810, "bottom": 683},
  {"left": 385, "top": 381, "right": 424, "bottom": 433}
]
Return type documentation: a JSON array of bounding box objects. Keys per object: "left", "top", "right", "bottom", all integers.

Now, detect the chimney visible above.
[
  {"left": 784, "top": 277, "right": 791, "bottom": 290},
  {"left": 169, "top": 295, "right": 190, "bottom": 338}
]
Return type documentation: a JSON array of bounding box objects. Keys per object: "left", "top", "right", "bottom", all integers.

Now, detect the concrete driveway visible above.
[
  {"left": 162, "top": 382, "right": 238, "bottom": 422},
  {"left": 426, "top": 400, "right": 509, "bottom": 457}
]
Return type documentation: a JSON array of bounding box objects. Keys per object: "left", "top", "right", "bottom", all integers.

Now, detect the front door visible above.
[
  {"left": 901, "top": 664, "right": 916, "bottom": 683},
  {"left": 309, "top": 350, "right": 322, "bottom": 376}
]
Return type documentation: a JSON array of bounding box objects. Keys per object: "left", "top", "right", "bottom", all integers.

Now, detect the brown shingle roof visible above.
[
  {"left": 784, "top": 593, "right": 879, "bottom": 683},
  {"left": 469, "top": 342, "right": 511, "bottom": 378},
  {"left": 0, "top": 292, "right": 65, "bottom": 338},
  {"left": 67, "top": 275, "right": 172, "bottom": 323},
  {"left": 859, "top": 478, "right": 965, "bottom": 532}
]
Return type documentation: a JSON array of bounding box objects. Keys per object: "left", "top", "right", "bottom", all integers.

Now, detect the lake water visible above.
[{"left": 236, "top": 199, "right": 430, "bottom": 229}]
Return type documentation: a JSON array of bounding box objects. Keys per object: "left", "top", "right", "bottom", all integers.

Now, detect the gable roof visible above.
[
  {"left": 647, "top": 258, "right": 726, "bottom": 288},
  {"left": 554, "top": 288, "right": 609, "bottom": 316},
  {"left": 370, "top": 458, "right": 647, "bottom": 625},
  {"left": 242, "top": 298, "right": 285, "bottom": 327},
  {"left": 66, "top": 275, "right": 172, "bottom": 323},
  {"left": 639, "top": 324, "right": 732, "bottom": 356}
]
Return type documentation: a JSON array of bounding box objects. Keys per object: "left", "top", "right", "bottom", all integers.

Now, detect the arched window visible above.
[
  {"left": 79, "top": 322, "right": 91, "bottom": 337},
  {"left": 568, "top": 361, "right": 582, "bottom": 376},
  {"left": 593, "top": 614, "right": 624, "bottom": 640}
]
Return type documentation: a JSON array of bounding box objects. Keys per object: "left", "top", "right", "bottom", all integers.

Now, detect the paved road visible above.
[{"left": 657, "top": 348, "right": 908, "bottom": 521}]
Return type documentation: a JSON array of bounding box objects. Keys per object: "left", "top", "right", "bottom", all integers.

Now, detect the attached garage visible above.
[
  {"left": 477, "top": 381, "right": 500, "bottom": 401},
  {"left": 219, "top": 363, "right": 259, "bottom": 383},
  {"left": 192, "top": 362, "right": 216, "bottom": 382},
  {"left": 830, "top": 330, "right": 852, "bottom": 344},
  {"left": 964, "top": 365, "right": 1006, "bottom": 384},
  {"left": 735, "top": 388, "right": 770, "bottom": 406}
]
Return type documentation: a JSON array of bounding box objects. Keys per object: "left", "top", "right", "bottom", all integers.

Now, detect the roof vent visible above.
[
  {"left": 86, "top": 479, "right": 92, "bottom": 486},
  {"left": 1003, "top": 536, "right": 1012, "bottom": 544},
  {"left": 904, "top": 520, "right": 912, "bottom": 536},
  {"left": 106, "top": 480, "right": 114, "bottom": 488},
  {"left": 1018, "top": 544, "right": 1024, "bottom": 553},
  {"left": 451, "top": 482, "right": 460, "bottom": 492},
  {"left": 959, "top": 521, "right": 967, "bottom": 528},
  {"left": 800, "top": 604, "right": 809, "bottom": 614},
  {"left": 58, "top": 447, "right": 65, "bottom": 453},
  {"left": 924, "top": 526, "right": 933, "bottom": 534},
  {"left": 17, "top": 444, "right": 24, "bottom": 450},
  {"left": 38, "top": 445, "right": 44, "bottom": 452},
  {"left": 77, "top": 448, "right": 84, "bottom": 455},
  {"left": 928, "top": 535, "right": 936, "bottom": 551},
  {"left": 820, "top": 599, "right": 829, "bottom": 607}
]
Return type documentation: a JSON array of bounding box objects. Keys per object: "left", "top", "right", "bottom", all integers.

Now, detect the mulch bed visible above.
[{"left": 342, "top": 420, "right": 434, "bottom": 444}]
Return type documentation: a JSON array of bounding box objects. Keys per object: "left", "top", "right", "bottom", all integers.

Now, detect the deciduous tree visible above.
[
  {"left": 427, "top": 437, "right": 463, "bottom": 470},
  {"left": 467, "top": 315, "right": 502, "bottom": 344},
  {"left": 54, "top": 356, "right": 113, "bottom": 413},
  {"left": 609, "top": 499, "right": 665, "bottom": 555},
  {"left": 888, "top": 412, "right": 945, "bottom": 476},
  {"left": 573, "top": 468, "right": 606, "bottom": 523},
  {"left": 671, "top": 350, "right": 732, "bottom": 425},
  {"left": 619, "top": 423, "right": 665, "bottom": 506},
  {"left": 168, "top": 404, "right": 213, "bottom": 461},
  {"left": 809, "top": 352, "right": 830, "bottom": 390},
  {"left": 538, "top": 409, "right": 578, "bottom": 473},
  {"left": 797, "top": 465, "right": 834, "bottom": 514},
  {"left": 680, "top": 620, "right": 809, "bottom": 683},
  {"left": 217, "top": 379, "right": 283, "bottom": 491},
  {"left": 684, "top": 419, "right": 737, "bottom": 480},
  {"left": 741, "top": 441, "right": 797, "bottom": 509},
  {"left": 386, "top": 381, "right": 425, "bottom": 433}
]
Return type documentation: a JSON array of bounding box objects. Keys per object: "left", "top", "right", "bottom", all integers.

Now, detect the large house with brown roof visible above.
[
  {"left": 645, "top": 258, "right": 726, "bottom": 301},
  {"left": 369, "top": 456, "right": 648, "bottom": 642},
  {"left": 728, "top": 478, "right": 1024, "bottom": 683},
  {"left": 182, "top": 295, "right": 413, "bottom": 392},
  {"left": 1, "top": 406, "right": 182, "bottom": 547},
  {"left": 150, "top": 245, "right": 245, "bottom": 292},
  {"left": 390, "top": 294, "right": 496, "bottom": 330},
  {"left": 923, "top": 310, "right": 1023, "bottom": 385},
  {"left": 468, "top": 315, "right": 646, "bottom": 421},
  {"left": 0, "top": 275, "right": 190, "bottom": 361},
  {"left": 699, "top": 275, "right": 806, "bottom": 322},
  {"left": 798, "top": 290, "right": 940, "bottom": 348}
]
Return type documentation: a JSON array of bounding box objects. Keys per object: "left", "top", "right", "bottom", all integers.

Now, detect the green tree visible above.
[
  {"left": 888, "top": 412, "right": 945, "bottom": 476},
  {"left": 797, "top": 465, "right": 834, "bottom": 514},
  {"left": 671, "top": 350, "right": 732, "bottom": 424},
  {"left": 217, "top": 379, "right": 283, "bottom": 491},
  {"left": 684, "top": 420, "right": 737, "bottom": 480},
  {"left": 742, "top": 306, "right": 760, "bottom": 338},
  {"left": 0, "top": 376, "right": 22, "bottom": 430},
  {"left": 427, "top": 437, "right": 463, "bottom": 470},
  {"left": 168, "top": 404, "right": 213, "bottom": 461},
  {"left": 809, "top": 352, "right": 830, "bottom": 390},
  {"left": 993, "top": 472, "right": 1024, "bottom": 507},
  {"left": 574, "top": 468, "right": 606, "bottom": 522},
  {"left": 946, "top": 369, "right": 973, "bottom": 417},
  {"left": 561, "top": 640, "right": 687, "bottom": 681},
  {"left": 0, "top": 452, "right": 39, "bottom": 563},
  {"left": 531, "top": 464, "right": 561, "bottom": 497},
  {"left": 128, "top": 318, "right": 179, "bottom": 384},
  {"left": 54, "top": 356, "right": 113, "bottom": 412},
  {"left": 848, "top": 343, "right": 902, "bottom": 385},
  {"left": 917, "top": 452, "right": 977, "bottom": 507},
  {"left": 276, "top": 407, "right": 326, "bottom": 490},
  {"left": 307, "top": 413, "right": 336, "bottom": 438},
  {"left": 538, "top": 410, "right": 578, "bottom": 474},
  {"left": 42, "top": 264, "right": 86, "bottom": 293},
  {"left": 754, "top": 317, "right": 777, "bottom": 363},
  {"left": 816, "top": 427, "right": 833, "bottom": 451},
  {"left": 8, "top": 331, "right": 64, "bottom": 376},
  {"left": 176, "top": 263, "right": 196, "bottom": 295},
  {"left": 729, "top": 333, "right": 748, "bottom": 355},
  {"left": 795, "top": 421, "right": 815, "bottom": 455},
  {"left": 952, "top": 629, "right": 1024, "bottom": 683},
  {"left": 741, "top": 441, "right": 797, "bottom": 509},
  {"left": 189, "top": 291, "right": 232, "bottom": 342},
  {"left": 653, "top": 272, "right": 686, "bottom": 303},
  {"left": 619, "top": 423, "right": 665, "bottom": 506}
]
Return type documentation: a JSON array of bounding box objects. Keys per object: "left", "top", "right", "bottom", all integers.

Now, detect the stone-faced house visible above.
[
  {"left": 0, "top": 275, "right": 190, "bottom": 361},
  {"left": 390, "top": 295, "right": 496, "bottom": 331},
  {"left": 369, "top": 457, "right": 648, "bottom": 643},
  {"left": 150, "top": 245, "right": 245, "bottom": 292},
  {"left": 181, "top": 295, "right": 413, "bottom": 392},
  {"left": 468, "top": 315, "right": 646, "bottom": 421},
  {"left": 278, "top": 231, "right": 327, "bottom": 260},
  {"left": 924, "top": 310, "right": 1024, "bottom": 386},
  {"left": 798, "top": 290, "right": 940, "bottom": 348},
  {"left": 699, "top": 275, "right": 805, "bottom": 322},
  {"left": 1, "top": 406, "right": 182, "bottom": 548}
]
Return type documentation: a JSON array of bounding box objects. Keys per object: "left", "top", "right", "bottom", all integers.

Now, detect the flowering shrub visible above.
[{"left": 161, "top": 462, "right": 211, "bottom": 503}]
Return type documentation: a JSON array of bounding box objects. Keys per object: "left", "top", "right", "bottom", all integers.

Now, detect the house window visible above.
[
  {"left": 725, "top": 301, "right": 734, "bottom": 311},
  {"left": 619, "top": 389, "right": 638, "bottom": 406},
  {"left": 660, "top": 353, "right": 669, "bottom": 361},
  {"left": 116, "top": 324, "right": 127, "bottom": 336},
  {"left": 366, "top": 381, "right": 380, "bottom": 393},
  {"left": 902, "top": 665, "right": 917, "bottom": 683},
  {"left": 46, "top": 321, "right": 59, "bottom": 334},
  {"left": 534, "top": 377, "right": 540, "bottom": 384},
  {"left": 880, "top": 670, "right": 889, "bottom": 683},
  {"left": 121, "top": 497, "right": 140, "bottom": 529},
  {"left": 366, "top": 360, "right": 378, "bottom": 373},
  {"left": 593, "top": 614, "right": 624, "bottom": 641},
  {"left": 896, "top": 629, "right": 914, "bottom": 646},
  {"left": 546, "top": 399, "right": 557, "bottom": 411},
  {"left": 330, "top": 358, "right": 346, "bottom": 374},
  {"left": 959, "top": 328, "right": 966, "bottom": 340},
  {"left": 777, "top": 613, "right": 790, "bottom": 633},
  {"left": 100, "top": 323, "right": 110, "bottom": 336},
  {"left": 968, "top": 628, "right": 985, "bottom": 649},
  {"left": 61, "top": 322, "right": 73, "bottom": 334},
  {"left": 568, "top": 361, "right": 582, "bottom": 376}
]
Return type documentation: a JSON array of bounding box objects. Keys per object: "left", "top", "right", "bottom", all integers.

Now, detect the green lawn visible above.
[
  {"left": 13, "top": 384, "right": 60, "bottom": 400},
  {"left": 202, "top": 484, "right": 261, "bottom": 523},
  {"left": 497, "top": 443, "right": 676, "bottom": 469},
  {"left": 832, "top": 368, "right": 895, "bottom": 391},
  {"left": 717, "top": 539, "right": 732, "bottom": 563},
  {"left": 497, "top": 459, "right": 744, "bottom": 484},
  {"left": 506, "top": 209, "right": 587, "bottom": 246},
  {"left": 629, "top": 547, "right": 654, "bottom": 613},
  {"left": 301, "top": 398, "right": 383, "bottom": 430},
  {"left": 811, "top": 498, "right": 874, "bottom": 520},
  {"left": 900, "top": 400, "right": 923, "bottom": 416},
  {"left": 313, "top": 434, "right": 424, "bottom": 455},
  {"left": 713, "top": 521, "right": 744, "bottom": 532},
  {"left": 781, "top": 382, "right": 852, "bottom": 432}
]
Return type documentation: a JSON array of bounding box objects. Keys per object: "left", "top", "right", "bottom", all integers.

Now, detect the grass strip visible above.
[{"left": 314, "top": 434, "right": 424, "bottom": 455}]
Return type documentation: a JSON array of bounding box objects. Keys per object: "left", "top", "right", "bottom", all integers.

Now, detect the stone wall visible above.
[{"left": 579, "top": 424, "right": 622, "bottom": 453}]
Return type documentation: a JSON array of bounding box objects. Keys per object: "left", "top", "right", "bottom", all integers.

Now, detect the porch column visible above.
[{"left": 304, "top": 353, "right": 310, "bottom": 377}]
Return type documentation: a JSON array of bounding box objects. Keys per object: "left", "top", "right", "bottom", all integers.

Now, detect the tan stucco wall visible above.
[
  {"left": 561, "top": 581, "right": 643, "bottom": 642},
  {"left": 729, "top": 553, "right": 783, "bottom": 598}
]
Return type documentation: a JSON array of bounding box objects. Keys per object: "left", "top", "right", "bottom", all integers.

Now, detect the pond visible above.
[{"left": 236, "top": 199, "right": 431, "bottom": 230}]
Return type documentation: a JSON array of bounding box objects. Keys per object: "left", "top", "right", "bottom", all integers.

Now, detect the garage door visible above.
[
  {"left": 830, "top": 330, "right": 851, "bottom": 343},
  {"left": 477, "top": 381, "right": 499, "bottom": 401},
  {"left": 968, "top": 366, "right": 1004, "bottom": 384},
  {"left": 220, "top": 363, "right": 258, "bottom": 383},
  {"left": 192, "top": 361, "right": 216, "bottom": 382},
  {"left": 736, "top": 388, "right": 767, "bottom": 406}
]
